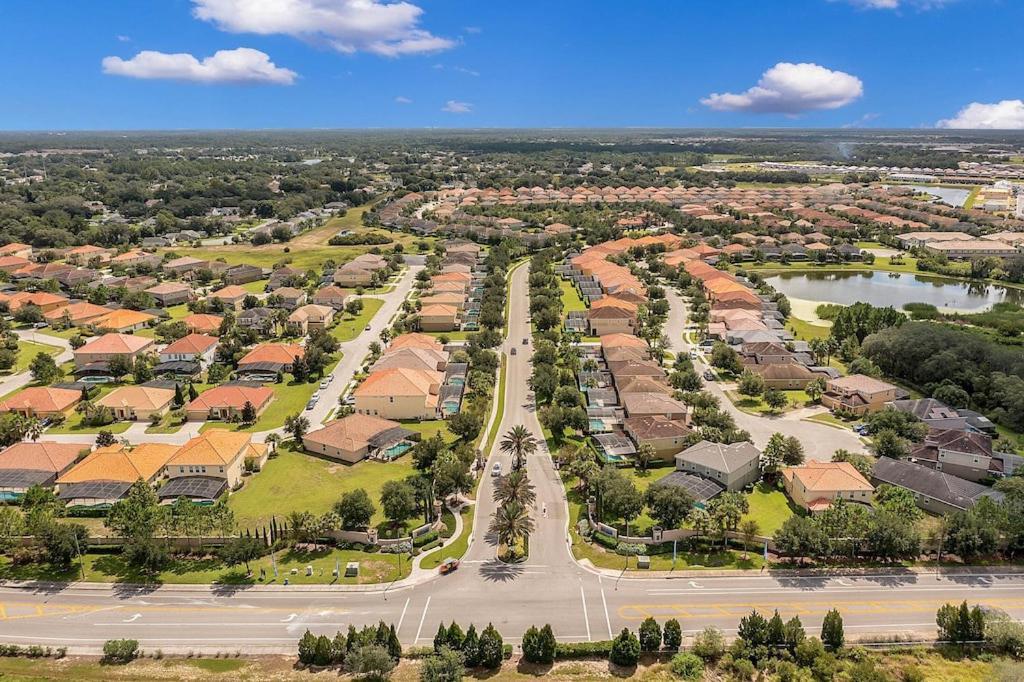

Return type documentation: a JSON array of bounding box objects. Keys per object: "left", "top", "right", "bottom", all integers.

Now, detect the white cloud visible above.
[
  {"left": 116, "top": 35, "right": 132, "bottom": 42},
  {"left": 937, "top": 100, "right": 1024, "bottom": 129},
  {"left": 834, "top": 0, "right": 954, "bottom": 8},
  {"left": 701, "top": 62, "right": 863, "bottom": 114},
  {"left": 463, "top": 26, "right": 481, "bottom": 34},
  {"left": 102, "top": 47, "right": 297, "bottom": 85},
  {"left": 842, "top": 112, "right": 880, "bottom": 128},
  {"left": 395, "top": 95, "right": 412, "bottom": 104},
  {"left": 453, "top": 66, "right": 479, "bottom": 77},
  {"left": 192, "top": 0, "right": 454, "bottom": 57},
  {"left": 441, "top": 100, "right": 472, "bottom": 113}
]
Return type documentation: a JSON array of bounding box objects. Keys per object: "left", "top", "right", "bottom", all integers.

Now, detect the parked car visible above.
[
  {"left": 32, "top": 322, "right": 48, "bottom": 329},
  {"left": 510, "top": 347, "right": 517, "bottom": 356},
  {"left": 522, "top": 338, "right": 528, "bottom": 345},
  {"left": 306, "top": 396, "right": 319, "bottom": 410},
  {"left": 320, "top": 379, "right": 330, "bottom": 390},
  {"left": 491, "top": 462, "right": 502, "bottom": 477},
  {"left": 703, "top": 370, "right": 715, "bottom": 381},
  {"left": 364, "top": 325, "right": 372, "bottom": 331}
]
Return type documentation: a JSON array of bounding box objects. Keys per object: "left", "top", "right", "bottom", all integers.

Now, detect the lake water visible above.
[
  {"left": 907, "top": 185, "right": 972, "bottom": 208},
  {"left": 766, "top": 271, "right": 1024, "bottom": 312}
]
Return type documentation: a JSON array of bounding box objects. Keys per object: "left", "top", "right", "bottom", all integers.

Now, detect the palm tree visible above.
[
  {"left": 739, "top": 519, "right": 760, "bottom": 560},
  {"left": 264, "top": 432, "right": 281, "bottom": 453},
  {"left": 499, "top": 425, "right": 537, "bottom": 470},
  {"left": 488, "top": 502, "right": 535, "bottom": 560},
  {"left": 494, "top": 469, "right": 536, "bottom": 508},
  {"left": 690, "top": 508, "right": 711, "bottom": 552}
]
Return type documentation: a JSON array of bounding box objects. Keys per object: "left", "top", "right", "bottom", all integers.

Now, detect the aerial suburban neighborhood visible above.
[{"left": 2, "top": 0, "right": 1024, "bottom": 680}]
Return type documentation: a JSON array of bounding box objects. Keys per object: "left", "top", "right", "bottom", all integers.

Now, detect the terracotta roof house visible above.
[
  {"left": 615, "top": 375, "right": 673, "bottom": 396},
  {"left": 782, "top": 461, "right": 874, "bottom": 512},
  {"left": 674, "top": 440, "right": 761, "bottom": 491},
  {"left": 586, "top": 299, "right": 638, "bottom": 336},
  {"left": 56, "top": 442, "right": 178, "bottom": 507},
  {"left": 600, "top": 333, "right": 649, "bottom": 351},
  {"left": 92, "top": 308, "right": 156, "bottom": 333},
  {"left": 390, "top": 333, "right": 445, "bottom": 352},
  {"left": 186, "top": 385, "right": 274, "bottom": 422},
  {"left": 623, "top": 415, "right": 692, "bottom": 461},
  {"left": 0, "top": 243, "right": 32, "bottom": 260},
  {"left": 97, "top": 385, "right": 175, "bottom": 421},
  {"left": 872, "top": 457, "right": 1004, "bottom": 516},
  {"left": 0, "top": 291, "right": 69, "bottom": 313},
  {"left": 110, "top": 250, "right": 160, "bottom": 269},
  {"left": 354, "top": 367, "right": 442, "bottom": 420},
  {"left": 64, "top": 245, "right": 114, "bottom": 266},
  {"left": 420, "top": 293, "right": 467, "bottom": 311},
  {"left": 237, "top": 343, "right": 304, "bottom": 377},
  {"left": 418, "top": 304, "right": 460, "bottom": 332},
  {"left": 43, "top": 301, "right": 111, "bottom": 327},
  {"left": 822, "top": 374, "right": 902, "bottom": 416},
  {"left": 430, "top": 281, "right": 468, "bottom": 295},
  {"left": 602, "top": 346, "right": 650, "bottom": 363},
  {"left": 286, "top": 304, "right": 335, "bottom": 335},
  {"left": 145, "top": 281, "right": 193, "bottom": 306},
  {"left": 210, "top": 285, "right": 249, "bottom": 311},
  {"left": 159, "top": 333, "right": 218, "bottom": 367},
  {"left": 371, "top": 347, "right": 448, "bottom": 373},
  {"left": 621, "top": 392, "right": 688, "bottom": 421},
  {"left": 748, "top": 362, "right": 831, "bottom": 390},
  {"left": 161, "top": 256, "right": 207, "bottom": 276},
  {"left": 0, "top": 256, "right": 31, "bottom": 274},
  {"left": 0, "top": 386, "right": 81, "bottom": 418},
  {"left": 74, "top": 333, "right": 154, "bottom": 368},
  {"left": 123, "top": 275, "right": 158, "bottom": 293},
  {"left": 312, "top": 285, "right": 348, "bottom": 310},
  {"left": 0, "top": 442, "right": 90, "bottom": 495},
  {"left": 182, "top": 313, "right": 224, "bottom": 335},
  {"left": 302, "top": 414, "right": 417, "bottom": 464},
  {"left": 167, "top": 431, "right": 267, "bottom": 490}
]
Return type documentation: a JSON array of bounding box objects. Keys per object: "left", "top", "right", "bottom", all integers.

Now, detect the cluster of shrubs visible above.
[
  {"left": 0, "top": 644, "right": 67, "bottom": 660},
  {"left": 431, "top": 621, "right": 507, "bottom": 670},
  {"left": 298, "top": 622, "right": 402, "bottom": 674},
  {"left": 328, "top": 232, "right": 393, "bottom": 246},
  {"left": 102, "top": 639, "right": 140, "bottom": 664},
  {"left": 523, "top": 617, "right": 683, "bottom": 668}
]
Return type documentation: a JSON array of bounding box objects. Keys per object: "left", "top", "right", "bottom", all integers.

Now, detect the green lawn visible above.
[
  {"left": 240, "top": 279, "right": 269, "bottom": 294},
  {"left": 559, "top": 278, "right": 586, "bottom": 317},
  {"left": 420, "top": 505, "right": 474, "bottom": 569},
  {"left": 727, "top": 389, "right": 813, "bottom": 415},
  {"left": 331, "top": 298, "right": 384, "bottom": 342},
  {"left": 805, "top": 412, "right": 857, "bottom": 430},
  {"left": 481, "top": 355, "right": 507, "bottom": 455},
  {"left": 165, "top": 303, "right": 191, "bottom": 320},
  {"left": 401, "top": 420, "right": 456, "bottom": 444},
  {"left": 228, "top": 444, "right": 417, "bottom": 531},
  {"left": 786, "top": 316, "right": 830, "bottom": 342},
  {"left": 39, "top": 327, "right": 86, "bottom": 341},
  {"left": 44, "top": 383, "right": 133, "bottom": 435},
  {"left": 202, "top": 373, "right": 328, "bottom": 434},
  {"left": 145, "top": 411, "right": 186, "bottom": 434},
  {"left": 424, "top": 330, "right": 472, "bottom": 340},
  {"left": 742, "top": 482, "right": 799, "bottom": 536},
  {"left": 0, "top": 544, "right": 408, "bottom": 586},
  {"left": 10, "top": 339, "right": 60, "bottom": 374}
]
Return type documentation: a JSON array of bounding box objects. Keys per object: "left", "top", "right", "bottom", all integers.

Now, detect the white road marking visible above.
[
  {"left": 599, "top": 579, "right": 612, "bottom": 639},
  {"left": 396, "top": 598, "right": 410, "bottom": 635},
  {"left": 579, "top": 586, "right": 591, "bottom": 642},
  {"left": 281, "top": 613, "right": 297, "bottom": 622},
  {"left": 122, "top": 613, "right": 141, "bottom": 623},
  {"left": 688, "top": 581, "right": 703, "bottom": 589},
  {"left": 414, "top": 596, "right": 432, "bottom": 644}
]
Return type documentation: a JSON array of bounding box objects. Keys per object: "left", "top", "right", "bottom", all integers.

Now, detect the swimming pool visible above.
[{"left": 382, "top": 442, "right": 412, "bottom": 459}]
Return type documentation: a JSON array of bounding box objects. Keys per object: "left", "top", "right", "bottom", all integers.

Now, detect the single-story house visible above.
[
  {"left": 145, "top": 282, "right": 193, "bottom": 307},
  {"left": 0, "top": 386, "right": 81, "bottom": 418},
  {"left": 183, "top": 313, "right": 224, "bottom": 336},
  {"left": 74, "top": 333, "right": 154, "bottom": 368},
  {"left": 186, "top": 384, "right": 274, "bottom": 422},
  {"left": 159, "top": 333, "right": 218, "bottom": 367},
  {"left": 418, "top": 304, "right": 460, "bottom": 332},
  {"left": 302, "top": 414, "right": 417, "bottom": 464},
  {"left": 97, "top": 385, "right": 175, "bottom": 421},
  {"left": 621, "top": 392, "right": 688, "bottom": 421},
  {"left": 236, "top": 343, "right": 304, "bottom": 378},
  {"left": 209, "top": 285, "right": 249, "bottom": 311},
  {"left": 56, "top": 443, "right": 178, "bottom": 507},
  {"left": 0, "top": 442, "right": 90, "bottom": 497},
  {"left": 91, "top": 308, "right": 156, "bottom": 333}
]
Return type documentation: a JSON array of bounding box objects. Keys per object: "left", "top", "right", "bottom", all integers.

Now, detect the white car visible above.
[
  {"left": 319, "top": 379, "right": 330, "bottom": 390},
  {"left": 491, "top": 462, "right": 502, "bottom": 477}
]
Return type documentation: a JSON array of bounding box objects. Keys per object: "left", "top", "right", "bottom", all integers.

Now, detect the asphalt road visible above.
[
  {"left": 0, "top": 264, "right": 1017, "bottom": 654},
  {"left": 662, "top": 288, "right": 867, "bottom": 460}
]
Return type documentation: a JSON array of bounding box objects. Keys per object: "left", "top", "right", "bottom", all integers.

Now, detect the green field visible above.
[
  {"left": 227, "top": 445, "right": 417, "bottom": 531},
  {"left": 45, "top": 383, "right": 132, "bottom": 435},
  {"left": 202, "top": 373, "right": 328, "bottom": 434},
  {"left": 728, "top": 389, "right": 813, "bottom": 414},
  {"left": 420, "top": 505, "right": 474, "bottom": 570},
  {"left": 558, "top": 278, "right": 586, "bottom": 316},
  {"left": 331, "top": 298, "right": 384, "bottom": 342},
  {"left": 742, "top": 482, "right": 799, "bottom": 536},
  {"left": 11, "top": 339, "right": 61, "bottom": 374}
]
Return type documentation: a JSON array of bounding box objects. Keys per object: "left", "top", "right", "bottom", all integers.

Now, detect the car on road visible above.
[
  {"left": 364, "top": 325, "right": 372, "bottom": 331},
  {"left": 319, "top": 379, "right": 330, "bottom": 390},
  {"left": 703, "top": 370, "right": 715, "bottom": 381},
  {"left": 854, "top": 424, "right": 871, "bottom": 435},
  {"left": 491, "top": 462, "right": 502, "bottom": 477},
  {"left": 689, "top": 350, "right": 699, "bottom": 359},
  {"left": 522, "top": 338, "right": 528, "bottom": 345},
  {"left": 306, "top": 396, "right": 319, "bottom": 410},
  {"left": 32, "top": 322, "right": 48, "bottom": 329},
  {"left": 439, "top": 558, "right": 460, "bottom": 574},
  {"left": 510, "top": 347, "right": 517, "bottom": 356}
]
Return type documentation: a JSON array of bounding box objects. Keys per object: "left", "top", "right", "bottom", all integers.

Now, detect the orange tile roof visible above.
[
  {"left": 355, "top": 367, "right": 442, "bottom": 398},
  {"left": 389, "top": 333, "right": 444, "bottom": 351},
  {"left": 0, "top": 442, "right": 89, "bottom": 473},
  {"left": 303, "top": 414, "right": 404, "bottom": 452},
  {"left": 188, "top": 385, "right": 273, "bottom": 411},
  {"left": 419, "top": 304, "right": 459, "bottom": 318},
  {"left": 94, "top": 308, "right": 157, "bottom": 329},
  {"left": 170, "top": 431, "right": 261, "bottom": 467},
  {"left": 600, "top": 333, "right": 649, "bottom": 349},
  {"left": 161, "top": 333, "right": 218, "bottom": 355},
  {"left": 783, "top": 461, "right": 873, "bottom": 493},
  {"left": 238, "top": 343, "right": 304, "bottom": 366},
  {"left": 44, "top": 301, "right": 111, "bottom": 323},
  {"left": 77, "top": 333, "right": 154, "bottom": 355},
  {"left": 211, "top": 285, "right": 249, "bottom": 300},
  {"left": 97, "top": 385, "right": 175, "bottom": 411},
  {"left": 183, "top": 313, "right": 224, "bottom": 334},
  {"left": 0, "top": 387, "right": 81, "bottom": 414},
  {"left": 57, "top": 443, "right": 178, "bottom": 484},
  {"left": 590, "top": 297, "right": 638, "bottom": 314},
  {"left": 0, "top": 243, "right": 30, "bottom": 256},
  {"left": 145, "top": 282, "right": 191, "bottom": 295}
]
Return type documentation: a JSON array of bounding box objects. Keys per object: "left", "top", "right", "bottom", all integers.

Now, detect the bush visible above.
[
  {"left": 554, "top": 640, "right": 613, "bottom": 660},
  {"left": 413, "top": 530, "right": 439, "bottom": 547},
  {"left": 663, "top": 618, "right": 682, "bottom": 652},
  {"left": 639, "top": 617, "right": 662, "bottom": 652},
  {"left": 522, "top": 624, "right": 556, "bottom": 665},
  {"left": 987, "top": 615, "right": 1024, "bottom": 658},
  {"left": 609, "top": 628, "right": 640, "bottom": 667},
  {"left": 593, "top": 531, "right": 618, "bottom": 550},
  {"left": 691, "top": 626, "right": 726, "bottom": 661},
  {"left": 669, "top": 652, "right": 704, "bottom": 680},
  {"left": 477, "top": 624, "right": 503, "bottom": 669},
  {"left": 102, "top": 639, "right": 139, "bottom": 664},
  {"left": 615, "top": 542, "right": 647, "bottom": 556}
]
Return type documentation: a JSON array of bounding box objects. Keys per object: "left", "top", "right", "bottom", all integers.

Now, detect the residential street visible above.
[{"left": 663, "top": 289, "right": 867, "bottom": 460}]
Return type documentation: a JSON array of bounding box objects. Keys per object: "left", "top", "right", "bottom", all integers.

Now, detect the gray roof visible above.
[
  {"left": 675, "top": 440, "right": 761, "bottom": 475},
  {"left": 872, "top": 457, "right": 1004, "bottom": 511},
  {"left": 655, "top": 471, "right": 725, "bottom": 503}
]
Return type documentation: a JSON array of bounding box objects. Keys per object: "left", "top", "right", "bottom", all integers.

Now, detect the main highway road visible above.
[{"left": 1, "top": 264, "right": 1022, "bottom": 654}]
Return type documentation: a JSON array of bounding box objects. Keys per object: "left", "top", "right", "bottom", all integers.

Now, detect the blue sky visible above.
[{"left": 3, "top": 0, "right": 1023, "bottom": 130}]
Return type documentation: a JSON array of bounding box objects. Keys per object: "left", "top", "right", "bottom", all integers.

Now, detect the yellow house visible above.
[
  {"left": 166, "top": 431, "right": 268, "bottom": 490},
  {"left": 354, "top": 367, "right": 441, "bottom": 420},
  {"left": 782, "top": 461, "right": 874, "bottom": 513}
]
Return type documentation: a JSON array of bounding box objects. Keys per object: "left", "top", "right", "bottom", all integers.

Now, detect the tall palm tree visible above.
[
  {"left": 493, "top": 469, "right": 536, "bottom": 508},
  {"left": 500, "top": 425, "right": 537, "bottom": 470},
  {"left": 488, "top": 502, "right": 535, "bottom": 560}
]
